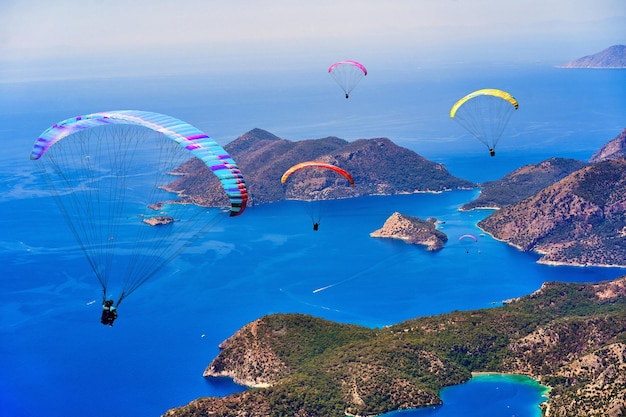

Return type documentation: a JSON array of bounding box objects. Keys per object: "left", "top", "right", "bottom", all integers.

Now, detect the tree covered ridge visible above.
[{"left": 164, "top": 277, "right": 626, "bottom": 417}]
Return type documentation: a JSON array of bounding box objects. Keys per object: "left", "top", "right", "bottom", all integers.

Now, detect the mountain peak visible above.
[
  {"left": 238, "top": 128, "right": 283, "bottom": 141},
  {"left": 558, "top": 45, "right": 626, "bottom": 68}
]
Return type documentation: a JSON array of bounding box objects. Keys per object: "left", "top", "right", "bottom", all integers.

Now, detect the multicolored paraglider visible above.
[
  {"left": 281, "top": 162, "right": 354, "bottom": 230},
  {"left": 31, "top": 110, "right": 248, "bottom": 324},
  {"left": 328, "top": 60, "right": 367, "bottom": 99},
  {"left": 458, "top": 234, "right": 479, "bottom": 253},
  {"left": 450, "top": 89, "right": 519, "bottom": 156},
  {"left": 458, "top": 234, "right": 478, "bottom": 243},
  {"left": 281, "top": 162, "right": 355, "bottom": 186}
]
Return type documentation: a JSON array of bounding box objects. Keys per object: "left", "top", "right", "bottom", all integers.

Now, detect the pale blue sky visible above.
[{"left": 0, "top": 0, "right": 624, "bottom": 80}]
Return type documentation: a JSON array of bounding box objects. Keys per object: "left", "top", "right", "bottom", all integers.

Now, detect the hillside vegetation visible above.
[
  {"left": 478, "top": 158, "right": 626, "bottom": 267},
  {"left": 461, "top": 158, "right": 587, "bottom": 210},
  {"left": 164, "top": 277, "right": 626, "bottom": 417}
]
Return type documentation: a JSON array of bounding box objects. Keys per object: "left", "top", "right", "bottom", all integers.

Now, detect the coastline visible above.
[{"left": 477, "top": 226, "right": 626, "bottom": 269}]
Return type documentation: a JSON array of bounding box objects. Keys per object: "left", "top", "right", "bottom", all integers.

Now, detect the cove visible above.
[{"left": 381, "top": 373, "right": 549, "bottom": 417}]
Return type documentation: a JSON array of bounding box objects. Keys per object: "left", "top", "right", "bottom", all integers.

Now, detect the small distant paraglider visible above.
[
  {"left": 281, "top": 162, "right": 354, "bottom": 231},
  {"left": 450, "top": 89, "right": 519, "bottom": 156},
  {"left": 328, "top": 60, "right": 367, "bottom": 99},
  {"left": 458, "top": 234, "right": 479, "bottom": 254}
]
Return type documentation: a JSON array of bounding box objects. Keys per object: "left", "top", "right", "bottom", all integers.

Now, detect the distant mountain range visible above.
[{"left": 557, "top": 45, "right": 626, "bottom": 68}]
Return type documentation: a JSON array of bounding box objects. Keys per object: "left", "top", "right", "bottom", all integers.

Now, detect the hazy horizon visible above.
[{"left": 1, "top": 1, "right": 624, "bottom": 82}]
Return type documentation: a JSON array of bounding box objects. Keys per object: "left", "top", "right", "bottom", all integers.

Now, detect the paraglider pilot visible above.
[
  {"left": 101, "top": 299, "right": 118, "bottom": 326},
  {"left": 313, "top": 222, "right": 319, "bottom": 231},
  {"left": 489, "top": 148, "right": 495, "bottom": 157}
]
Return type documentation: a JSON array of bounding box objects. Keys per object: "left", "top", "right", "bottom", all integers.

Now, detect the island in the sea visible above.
[
  {"left": 370, "top": 212, "right": 447, "bottom": 251},
  {"left": 142, "top": 215, "right": 175, "bottom": 226}
]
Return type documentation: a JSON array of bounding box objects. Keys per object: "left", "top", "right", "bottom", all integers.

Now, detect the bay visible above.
[{"left": 382, "top": 374, "right": 550, "bottom": 417}]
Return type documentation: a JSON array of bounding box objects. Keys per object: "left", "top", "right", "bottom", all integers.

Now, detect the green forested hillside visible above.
[{"left": 165, "top": 277, "right": 626, "bottom": 417}]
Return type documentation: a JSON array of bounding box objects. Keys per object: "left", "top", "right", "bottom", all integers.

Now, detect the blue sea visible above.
[{"left": 1, "top": 63, "right": 625, "bottom": 417}]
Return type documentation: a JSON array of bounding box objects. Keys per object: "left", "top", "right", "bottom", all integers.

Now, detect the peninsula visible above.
[{"left": 164, "top": 277, "right": 626, "bottom": 417}]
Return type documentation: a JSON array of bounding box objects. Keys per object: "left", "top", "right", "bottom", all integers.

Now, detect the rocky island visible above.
[
  {"left": 142, "top": 215, "right": 175, "bottom": 226},
  {"left": 370, "top": 212, "right": 447, "bottom": 251},
  {"left": 164, "top": 277, "right": 626, "bottom": 417}
]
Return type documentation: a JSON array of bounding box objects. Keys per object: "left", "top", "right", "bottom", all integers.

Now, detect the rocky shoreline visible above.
[{"left": 370, "top": 212, "right": 447, "bottom": 251}]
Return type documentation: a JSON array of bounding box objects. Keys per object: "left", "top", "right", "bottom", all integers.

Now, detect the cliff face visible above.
[
  {"left": 203, "top": 318, "right": 290, "bottom": 388},
  {"left": 461, "top": 157, "right": 587, "bottom": 210},
  {"left": 478, "top": 158, "right": 626, "bottom": 266},
  {"left": 557, "top": 45, "right": 626, "bottom": 68},
  {"left": 590, "top": 128, "right": 626, "bottom": 163},
  {"left": 370, "top": 212, "right": 447, "bottom": 251},
  {"left": 164, "top": 277, "right": 626, "bottom": 417},
  {"left": 164, "top": 129, "right": 475, "bottom": 207}
]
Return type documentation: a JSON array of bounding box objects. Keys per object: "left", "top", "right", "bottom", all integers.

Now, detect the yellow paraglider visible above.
[{"left": 450, "top": 89, "right": 519, "bottom": 156}]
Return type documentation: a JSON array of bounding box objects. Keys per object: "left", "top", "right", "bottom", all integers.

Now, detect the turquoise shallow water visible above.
[
  {"left": 382, "top": 374, "right": 549, "bottom": 417},
  {"left": 0, "top": 66, "right": 624, "bottom": 416}
]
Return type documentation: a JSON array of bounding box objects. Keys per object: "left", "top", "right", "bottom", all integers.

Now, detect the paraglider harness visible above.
[{"left": 100, "top": 297, "right": 118, "bottom": 327}]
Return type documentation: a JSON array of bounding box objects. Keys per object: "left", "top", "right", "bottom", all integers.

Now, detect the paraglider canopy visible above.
[
  {"left": 281, "top": 161, "right": 354, "bottom": 231},
  {"left": 31, "top": 110, "right": 248, "bottom": 312},
  {"left": 457, "top": 234, "right": 478, "bottom": 243},
  {"left": 328, "top": 60, "right": 367, "bottom": 98},
  {"left": 450, "top": 89, "right": 518, "bottom": 156},
  {"left": 31, "top": 110, "right": 247, "bottom": 216},
  {"left": 281, "top": 161, "right": 354, "bottom": 186},
  {"left": 458, "top": 234, "right": 479, "bottom": 254}
]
